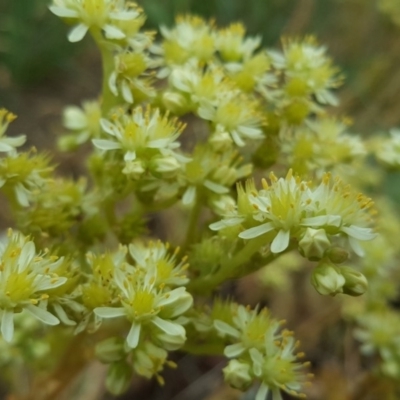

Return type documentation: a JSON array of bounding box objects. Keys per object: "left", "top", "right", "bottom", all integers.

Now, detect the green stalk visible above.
[
  {"left": 182, "top": 188, "right": 203, "bottom": 252},
  {"left": 188, "top": 238, "right": 296, "bottom": 294},
  {"left": 187, "top": 235, "right": 268, "bottom": 294},
  {"left": 90, "top": 28, "right": 119, "bottom": 115}
]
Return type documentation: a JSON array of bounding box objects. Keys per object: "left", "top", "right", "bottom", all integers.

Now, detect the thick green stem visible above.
[
  {"left": 188, "top": 238, "right": 296, "bottom": 294},
  {"left": 188, "top": 235, "right": 271, "bottom": 294},
  {"left": 90, "top": 29, "right": 119, "bottom": 115},
  {"left": 182, "top": 189, "right": 203, "bottom": 253}
]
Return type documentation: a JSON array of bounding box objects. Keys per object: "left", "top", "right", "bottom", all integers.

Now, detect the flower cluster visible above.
[
  {"left": 214, "top": 304, "right": 310, "bottom": 400},
  {"left": 49, "top": 0, "right": 145, "bottom": 43},
  {"left": 0, "top": 109, "right": 25, "bottom": 153},
  {"left": 93, "top": 241, "right": 192, "bottom": 350},
  {"left": 1, "top": 1, "right": 395, "bottom": 398},
  {"left": 211, "top": 170, "right": 376, "bottom": 257},
  {"left": 0, "top": 231, "right": 67, "bottom": 342},
  {"left": 280, "top": 117, "right": 366, "bottom": 177},
  {"left": 354, "top": 311, "right": 400, "bottom": 378},
  {"left": 93, "top": 106, "right": 186, "bottom": 179},
  {"left": 372, "top": 128, "right": 400, "bottom": 168}
]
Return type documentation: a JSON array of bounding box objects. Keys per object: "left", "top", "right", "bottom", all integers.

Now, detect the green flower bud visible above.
[
  {"left": 223, "top": 359, "right": 252, "bottom": 390},
  {"left": 122, "top": 160, "right": 145, "bottom": 179},
  {"left": 95, "top": 337, "right": 126, "bottom": 363},
  {"left": 162, "top": 92, "right": 188, "bottom": 114},
  {"left": 209, "top": 130, "right": 232, "bottom": 151},
  {"left": 152, "top": 155, "right": 181, "bottom": 178},
  {"left": 340, "top": 267, "right": 368, "bottom": 296},
  {"left": 311, "top": 261, "right": 345, "bottom": 296},
  {"left": 58, "top": 134, "right": 82, "bottom": 152},
  {"left": 106, "top": 361, "right": 133, "bottom": 396},
  {"left": 298, "top": 228, "right": 331, "bottom": 261},
  {"left": 325, "top": 246, "right": 349, "bottom": 264}
]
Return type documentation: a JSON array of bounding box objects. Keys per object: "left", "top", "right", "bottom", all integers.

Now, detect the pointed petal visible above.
[
  {"left": 25, "top": 305, "right": 60, "bottom": 325},
  {"left": 182, "top": 186, "right": 196, "bottom": 206},
  {"left": 103, "top": 24, "right": 126, "bottom": 39},
  {"left": 255, "top": 384, "right": 270, "bottom": 400},
  {"left": 209, "top": 217, "right": 245, "bottom": 231},
  {"left": 108, "top": 72, "right": 118, "bottom": 96},
  {"left": 34, "top": 276, "right": 67, "bottom": 291},
  {"left": 224, "top": 342, "right": 246, "bottom": 358},
  {"left": 128, "top": 244, "right": 146, "bottom": 266},
  {"left": 63, "top": 106, "right": 87, "bottom": 129},
  {"left": 94, "top": 307, "right": 126, "bottom": 319},
  {"left": 341, "top": 225, "right": 376, "bottom": 241},
  {"left": 124, "top": 150, "right": 136, "bottom": 161},
  {"left": 239, "top": 222, "right": 274, "bottom": 239},
  {"left": 152, "top": 316, "right": 185, "bottom": 336},
  {"left": 270, "top": 229, "right": 290, "bottom": 253},
  {"left": 53, "top": 303, "right": 76, "bottom": 326},
  {"left": 18, "top": 241, "right": 35, "bottom": 272},
  {"left": 100, "top": 118, "right": 118, "bottom": 136},
  {"left": 68, "top": 23, "right": 89, "bottom": 42},
  {"left": 126, "top": 322, "right": 141, "bottom": 348},
  {"left": 1, "top": 310, "right": 14, "bottom": 342},
  {"left": 121, "top": 80, "right": 133, "bottom": 103},
  {"left": 213, "top": 320, "right": 239, "bottom": 338},
  {"left": 231, "top": 130, "right": 246, "bottom": 147},
  {"left": 113, "top": 269, "right": 130, "bottom": 298},
  {"left": 48, "top": 6, "right": 79, "bottom": 18},
  {"left": 203, "top": 180, "right": 229, "bottom": 194},
  {"left": 348, "top": 237, "right": 365, "bottom": 257},
  {"left": 15, "top": 183, "right": 30, "bottom": 207},
  {"left": 92, "top": 139, "right": 121, "bottom": 150}
]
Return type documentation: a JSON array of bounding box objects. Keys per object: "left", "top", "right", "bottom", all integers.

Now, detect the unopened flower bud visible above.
[
  {"left": 298, "top": 228, "right": 331, "bottom": 261},
  {"left": 223, "top": 359, "right": 252, "bottom": 390},
  {"left": 58, "top": 135, "right": 81, "bottom": 152},
  {"left": 210, "top": 194, "right": 236, "bottom": 216},
  {"left": 123, "top": 160, "right": 145, "bottom": 179},
  {"left": 153, "top": 155, "right": 181, "bottom": 178},
  {"left": 162, "top": 92, "right": 187, "bottom": 114},
  {"left": 95, "top": 337, "right": 126, "bottom": 363},
  {"left": 209, "top": 130, "right": 232, "bottom": 151},
  {"left": 106, "top": 361, "right": 133, "bottom": 396},
  {"left": 325, "top": 246, "right": 349, "bottom": 264},
  {"left": 340, "top": 266, "right": 368, "bottom": 296},
  {"left": 212, "top": 165, "right": 237, "bottom": 186},
  {"left": 311, "top": 261, "right": 345, "bottom": 296}
]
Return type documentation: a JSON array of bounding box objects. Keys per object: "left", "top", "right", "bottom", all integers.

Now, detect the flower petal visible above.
[
  {"left": 94, "top": 307, "right": 126, "bottom": 319},
  {"left": 341, "top": 225, "right": 376, "bottom": 241},
  {"left": 104, "top": 24, "right": 126, "bottom": 39},
  {"left": 92, "top": 139, "right": 121, "bottom": 150},
  {"left": 121, "top": 80, "right": 133, "bottom": 103},
  {"left": 25, "top": 305, "right": 60, "bottom": 325},
  {"left": 224, "top": 342, "right": 246, "bottom": 358},
  {"left": 48, "top": 6, "right": 79, "bottom": 18},
  {"left": 270, "top": 229, "right": 290, "bottom": 253},
  {"left": 53, "top": 303, "right": 76, "bottom": 326},
  {"left": 239, "top": 222, "right": 274, "bottom": 239},
  {"left": 18, "top": 241, "right": 35, "bottom": 272},
  {"left": 203, "top": 180, "right": 229, "bottom": 194},
  {"left": 213, "top": 320, "right": 239, "bottom": 338},
  {"left": 152, "top": 316, "right": 185, "bottom": 336},
  {"left": 1, "top": 310, "right": 14, "bottom": 342},
  {"left": 255, "top": 384, "right": 270, "bottom": 400},
  {"left": 126, "top": 322, "right": 141, "bottom": 348},
  {"left": 68, "top": 23, "right": 89, "bottom": 43}
]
